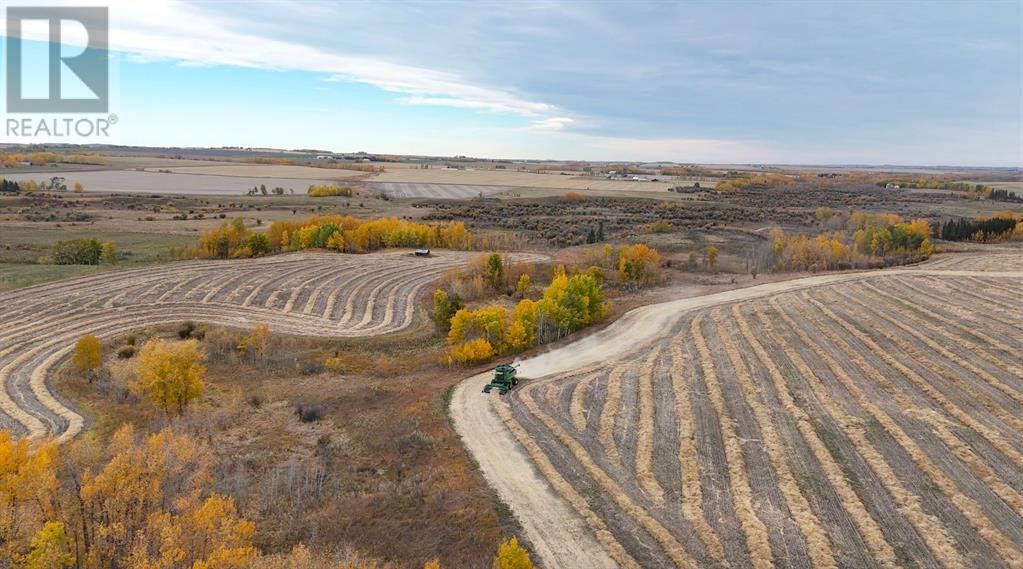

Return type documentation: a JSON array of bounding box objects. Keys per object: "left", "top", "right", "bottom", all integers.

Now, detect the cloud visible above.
[
  {"left": 1, "top": 0, "right": 557, "bottom": 117},
  {"left": 525, "top": 117, "right": 574, "bottom": 132}
]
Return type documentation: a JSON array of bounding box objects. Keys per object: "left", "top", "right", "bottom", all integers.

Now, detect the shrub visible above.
[
  {"left": 297, "top": 359, "right": 324, "bottom": 376},
  {"left": 51, "top": 238, "right": 102, "bottom": 265},
  {"left": 617, "top": 244, "right": 661, "bottom": 283},
  {"left": 432, "top": 289, "right": 462, "bottom": 333},
  {"left": 650, "top": 220, "right": 672, "bottom": 233},
  {"left": 178, "top": 321, "right": 197, "bottom": 339},
  {"left": 446, "top": 338, "right": 495, "bottom": 365},
  {"left": 296, "top": 404, "right": 324, "bottom": 422},
  {"left": 307, "top": 185, "right": 355, "bottom": 197},
  {"left": 116, "top": 345, "right": 135, "bottom": 359},
  {"left": 494, "top": 536, "right": 533, "bottom": 569},
  {"left": 324, "top": 356, "right": 344, "bottom": 374}
]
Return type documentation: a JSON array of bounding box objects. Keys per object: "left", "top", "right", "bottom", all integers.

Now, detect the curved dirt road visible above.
[
  {"left": 1, "top": 250, "right": 543, "bottom": 442},
  {"left": 450, "top": 263, "right": 1023, "bottom": 569}
]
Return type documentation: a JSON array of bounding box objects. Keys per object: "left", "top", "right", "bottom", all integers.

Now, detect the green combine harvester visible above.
[{"left": 483, "top": 363, "right": 520, "bottom": 394}]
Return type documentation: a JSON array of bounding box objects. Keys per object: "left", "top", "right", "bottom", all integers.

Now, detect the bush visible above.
[
  {"left": 116, "top": 345, "right": 135, "bottom": 359},
  {"left": 297, "top": 359, "right": 324, "bottom": 376},
  {"left": 307, "top": 185, "right": 355, "bottom": 197},
  {"left": 296, "top": 404, "right": 324, "bottom": 423},
  {"left": 178, "top": 321, "right": 197, "bottom": 339},
  {"left": 51, "top": 238, "right": 102, "bottom": 265},
  {"left": 446, "top": 338, "right": 495, "bottom": 365}
]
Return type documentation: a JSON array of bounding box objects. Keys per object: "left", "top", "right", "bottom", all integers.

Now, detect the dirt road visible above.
[{"left": 450, "top": 262, "right": 1023, "bottom": 569}]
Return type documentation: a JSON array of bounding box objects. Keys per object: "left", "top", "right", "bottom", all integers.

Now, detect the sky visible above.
[{"left": 2, "top": 0, "right": 1021, "bottom": 165}]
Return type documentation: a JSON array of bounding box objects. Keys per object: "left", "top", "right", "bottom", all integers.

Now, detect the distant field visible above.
[
  {"left": 368, "top": 182, "right": 511, "bottom": 199},
  {"left": 369, "top": 168, "right": 676, "bottom": 192},
  {"left": 0, "top": 263, "right": 112, "bottom": 291},
  {"left": 153, "top": 164, "right": 367, "bottom": 180},
  {"left": 2, "top": 170, "right": 338, "bottom": 196}
]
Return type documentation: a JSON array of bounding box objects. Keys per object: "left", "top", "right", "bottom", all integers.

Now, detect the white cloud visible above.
[
  {"left": 1, "top": 0, "right": 557, "bottom": 117},
  {"left": 525, "top": 117, "right": 574, "bottom": 132}
]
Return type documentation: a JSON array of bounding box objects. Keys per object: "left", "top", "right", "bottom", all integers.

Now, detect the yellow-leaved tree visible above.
[
  {"left": 134, "top": 338, "right": 206, "bottom": 414},
  {"left": 26, "top": 521, "right": 74, "bottom": 569},
  {"left": 73, "top": 334, "right": 102, "bottom": 379},
  {"left": 707, "top": 245, "right": 718, "bottom": 269},
  {"left": 493, "top": 537, "right": 533, "bottom": 569},
  {"left": 0, "top": 432, "right": 58, "bottom": 564}
]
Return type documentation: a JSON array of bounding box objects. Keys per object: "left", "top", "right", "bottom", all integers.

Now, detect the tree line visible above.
[
  {"left": 938, "top": 213, "right": 1023, "bottom": 242},
  {"left": 173, "top": 216, "right": 478, "bottom": 259}
]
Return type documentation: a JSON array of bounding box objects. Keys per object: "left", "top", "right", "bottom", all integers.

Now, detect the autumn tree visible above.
[
  {"left": 73, "top": 182, "right": 83, "bottom": 193},
  {"left": 617, "top": 244, "right": 661, "bottom": 283},
  {"left": 0, "top": 432, "right": 58, "bottom": 563},
  {"left": 99, "top": 241, "right": 117, "bottom": 265},
  {"left": 134, "top": 338, "right": 206, "bottom": 414},
  {"left": 483, "top": 253, "right": 504, "bottom": 289},
  {"left": 73, "top": 334, "right": 102, "bottom": 378},
  {"left": 707, "top": 245, "right": 718, "bottom": 270},
  {"left": 238, "top": 323, "right": 271, "bottom": 365},
  {"left": 514, "top": 273, "right": 530, "bottom": 297},
  {"left": 432, "top": 290, "right": 462, "bottom": 333},
  {"left": 26, "top": 521, "right": 74, "bottom": 569},
  {"left": 493, "top": 537, "right": 533, "bottom": 569}
]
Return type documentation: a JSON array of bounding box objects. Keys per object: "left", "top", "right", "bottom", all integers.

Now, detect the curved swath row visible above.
[
  {"left": 503, "top": 273, "right": 1023, "bottom": 568},
  {"left": 0, "top": 250, "right": 543, "bottom": 442}
]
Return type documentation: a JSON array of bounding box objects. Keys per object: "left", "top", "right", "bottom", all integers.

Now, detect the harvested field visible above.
[
  {"left": 2, "top": 170, "right": 337, "bottom": 196},
  {"left": 369, "top": 168, "right": 675, "bottom": 192},
  {"left": 368, "top": 181, "right": 511, "bottom": 199},
  {"left": 149, "top": 164, "right": 367, "bottom": 180},
  {"left": 0, "top": 250, "right": 542, "bottom": 442},
  {"left": 454, "top": 251, "right": 1023, "bottom": 569}
]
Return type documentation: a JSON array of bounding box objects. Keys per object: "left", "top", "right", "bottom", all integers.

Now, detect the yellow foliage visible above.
[
  {"left": 707, "top": 245, "right": 718, "bottom": 269},
  {"left": 514, "top": 273, "right": 530, "bottom": 296},
  {"left": 0, "top": 432, "right": 58, "bottom": 561},
  {"left": 26, "top": 521, "right": 74, "bottom": 569},
  {"left": 493, "top": 537, "right": 533, "bottom": 569},
  {"left": 617, "top": 243, "right": 661, "bottom": 282},
  {"left": 307, "top": 184, "right": 355, "bottom": 197},
  {"left": 73, "top": 334, "right": 102, "bottom": 375},
  {"left": 239, "top": 323, "right": 271, "bottom": 359},
  {"left": 134, "top": 338, "right": 206, "bottom": 414},
  {"left": 447, "top": 338, "right": 495, "bottom": 365}
]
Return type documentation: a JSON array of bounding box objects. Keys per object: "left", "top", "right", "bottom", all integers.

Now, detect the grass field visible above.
[{"left": 500, "top": 259, "right": 1023, "bottom": 567}]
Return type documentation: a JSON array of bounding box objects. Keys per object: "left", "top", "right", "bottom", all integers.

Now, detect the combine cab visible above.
[{"left": 483, "top": 363, "right": 519, "bottom": 395}]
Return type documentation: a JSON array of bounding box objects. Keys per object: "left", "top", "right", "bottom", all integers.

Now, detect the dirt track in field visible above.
[
  {"left": 1, "top": 250, "right": 543, "bottom": 442},
  {"left": 451, "top": 253, "right": 1023, "bottom": 569}
]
